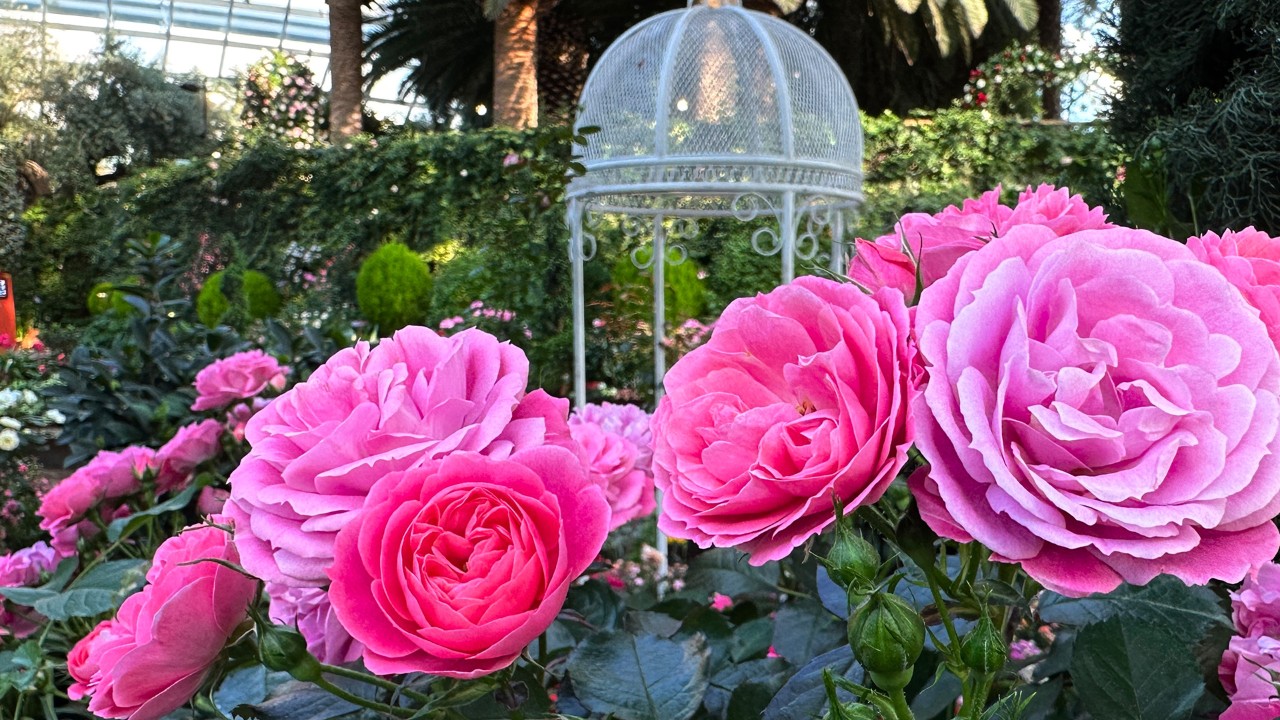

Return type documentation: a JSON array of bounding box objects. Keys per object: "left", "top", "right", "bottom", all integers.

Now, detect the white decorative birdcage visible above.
[{"left": 565, "top": 0, "right": 865, "bottom": 408}]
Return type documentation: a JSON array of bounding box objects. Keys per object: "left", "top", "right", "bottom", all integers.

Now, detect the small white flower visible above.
[
  {"left": 0, "top": 417, "right": 20, "bottom": 430},
  {"left": 21, "top": 390, "right": 36, "bottom": 405},
  {"left": 45, "top": 409, "right": 66, "bottom": 424},
  {"left": 0, "top": 429, "right": 18, "bottom": 452}
]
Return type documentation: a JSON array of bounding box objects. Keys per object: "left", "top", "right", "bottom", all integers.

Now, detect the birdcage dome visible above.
[{"left": 567, "top": 0, "right": 863, "bottom": 216}]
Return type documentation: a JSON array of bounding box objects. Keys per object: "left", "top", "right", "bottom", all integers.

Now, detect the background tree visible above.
[{"left": 327, "top": 0, "right": 365, "bottom": 139}]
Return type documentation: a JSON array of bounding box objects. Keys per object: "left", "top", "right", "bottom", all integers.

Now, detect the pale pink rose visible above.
[
  {"left": 196, "top": 487, "right": 230, "bottom": 516},
  {"left": 38, "top": 446, "right": 155, "bottom": 556},
  {"left": 328, "top": 447, "right": 608, "bottom": 678},
  {"left": 1221, "top": 634, "right": 1280, "bottom": 720},
  {"left": 266, "top": 583, "right": 362, "bottom": 665},
  {"left": 911, "top": 225, "right": 1280, "bottom": 596},
  {"left": 1188, "top": 228, "right": 1280, "bottom": 352},
  {"left": 710, "top": 593, "right": 733, "bottom": 611},
  {"left": 651, "top": 276, "right": 916, "bottom": 565},
  {"left": 154, "top": 420, "right": 223, "bottom": 493},
  {"left": 191, "top": 350, "right": 289, "bottom": 412},
  {"left": 1233, "top": 563, "right": 1280, "bottom": 638},
  {"left": 568, "top": 421, "right": 653, "bottom": 529},
  {"left": 227, "top": 326, "right": 577, "bottom": 587},
  {"left": 848, "top": 185, "right": 1111, "bottom": 297},
  {"left": 0, "top": 542, "right": 58, "bottom": 638},
  {"left": 571, "top": 402, "right": 654, "bottom": 475},
  {"left": 70, "top": 522, "right": 257, "bottom": 720}
]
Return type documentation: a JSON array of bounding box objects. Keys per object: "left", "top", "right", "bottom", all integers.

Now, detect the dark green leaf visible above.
[
  {"left": 730, "top": 618, "right": 775, "bottom": 663},
  {"left": 684, "top": 549, "right": 781, "bottom": 599},
  {"left": 566, "top": 631, "right": 711, "bottom": 720},
  {"left": 771, "top": 600, "right": 845, "bottom": 667},
  {"left": 763, "top": 645, "right": 864, "bottom": 720},
  {"left": 1038, "top": 576, "right": 1230, "bottom": 641},
  {"left": 910, "top": 670, "right": 962, "bottom": 718},
  {"left": 1069, "top": 617, "right": 1204, "bottom": 720},
  {"left": 215, "top": 665, "right": 270, "bottom": 716},
  {"left": 817, "top": 566, "right": 850, "bottom": 620},
  {"left": 704, "top": 658, "right": 793, "bottom": 720},
  {"left": 34, "top": 588, "right": 119, "bottom": 621},
  {"left": 726, "top": 681, "right": 780, "bottom": 720},
  {"left": 107, "top": 484, "right": 203, "bottom": 541},
  {"left": 563, "top": 578, "right": 625, "bottom": 632},
  {"left": 624, "top": 611, "right": 683, "bottom": 639}
]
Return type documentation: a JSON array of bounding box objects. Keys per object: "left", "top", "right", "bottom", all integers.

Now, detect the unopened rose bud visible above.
[
  {"left": 259, "top": 623, "right": 322, "bottom": 682},
  {"left": 848, "top": 592, "right": 925, "bottom": 690},
  {"left": 960, "top": 612, "right": 1007, "bottom": 674}
]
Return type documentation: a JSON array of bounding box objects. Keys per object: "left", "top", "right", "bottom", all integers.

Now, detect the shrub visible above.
[
  {"left": 355, "top": 242, "right": 432, "bottom": 333},
  {"left": 196, "top": 270, "right": 282, "bottom": 328}
]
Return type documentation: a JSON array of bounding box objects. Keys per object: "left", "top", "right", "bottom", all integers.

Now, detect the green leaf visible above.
[
  {"left": 683, "top": 549, "right": 781, "bottom": 599},
  {"left": 1001, "top": 0, "right": 1038, "bottom": 30},
  {"left": 763, "top": 645, "right": 864, "bottom": 720},
  {"left": 704, "top": 658, "right": 792, "bottom": 720},
  {"left": 563, "top": 578, "right": 625, "bottom": 632},
  {"left": 953, "top": 0, "right": 988, "bottom": 39},
  {"left": 770, "top": 600, "right": 845, "bottom": 666},
  {"left": 730, "top": 618, "right": 775, "bottom": 663},
  {"left": 0, "top": 587, "right": 56, "bottom": 606},
  {"left": 894, "top": 0, "right": 924, "bottom": 12},
  {"left": 107, "top": 483, "right": 202, "bottom": 542},
  {"left": 1069, "top": 617, "right": 1204, "bottom": 720},
  {"left": 566, "top": 631, "right": 711, "bottom": 720},
  {"left": 33, "top": 559, "right": 149, "bottom": 620},
  {"left": 726, "top": 681, "right": 779, "bottom": 720},
  {"left": 910, "top": 670, "right": 962, "bottom": 718},
  {"left": 1038, "top": 575, "right": 1230, "bottom": 641}
]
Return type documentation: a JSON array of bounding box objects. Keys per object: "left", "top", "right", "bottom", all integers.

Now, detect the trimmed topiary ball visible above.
[
  {"left": 356, "top": 242, "right": 433, "bottom": 333},
  {"left": 611, "top": 248, "right": 707, "bottom": 325},
  {"left": 242, "top": 270, "right": 282, "bottom": 320},
  {"left": 196, "top": 269, "right": 282, "bottom": 327},
  {"left": 196, "top": 271, "right": 232, "bottom": 328}
]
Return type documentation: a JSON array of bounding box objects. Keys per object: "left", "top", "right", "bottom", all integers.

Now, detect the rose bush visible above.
[
  {"left": 38, "top": 446, "right": 154, "bottom": 555},
  {"left": 328, "top": 447, "right": 609, "bottom": 678},
  {"left": 910, "top": 225, "right": 1280, "bottom": 595},
  {"left": 191, "top": 349, "right": 288, "bottom": 412},
  {"left": 226, "top": 326, "right": 574, "bottom": 587},
  {"left": 651, "top": 275, "right": 915, "bottom": 564}
]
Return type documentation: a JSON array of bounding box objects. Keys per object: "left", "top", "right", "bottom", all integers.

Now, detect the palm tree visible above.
[
  {"left": 488, "top": 0, "right": 539, "bottom": 128},
  {"left": 327, "top": 0, "right": 365, "bottom": 139}
]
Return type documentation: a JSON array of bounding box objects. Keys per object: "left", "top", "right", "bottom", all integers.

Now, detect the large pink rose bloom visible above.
[
  {"left": 39, "top": 446, "right": 154, "bottom": 556},
  {"left": 1220, "top": 634, "right": 1280, "bottom": 720},
  {"left": 328, "top": 447, "right": 608, "bottom": 678},
  {"left": 192, "top": 350, "right": 288, "bottom": 412},
  {"left": 569, "top": 421, "right": 653, "bottom": 529},
  {"left": 651, "top": 276, "right": 916, "bottom": 565},
  {"left": 1188, "top": 227, "right": 1280, "bottom": 352},
  {"left": 1233, "top": 563, "right": 1280, "bottom": 638},
  {"left": 266, "top": 583, "right": 362, "bottom": 665},
  {"left": 848, "top": 185, "right": 1111, "bottom": 297},
  {"left": 227, "top": 326, "right": 574, "bottom": 587},
  {"left": 911, "top": 225, "right": 1280, "bottom": 596},
  {"left": 154, "top": 420, "right": 223, "bottom": 494},
  {"left": 69, "top": 523, "right": 256, "bottom": 720}
]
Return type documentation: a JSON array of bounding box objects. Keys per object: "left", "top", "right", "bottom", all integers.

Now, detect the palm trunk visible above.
[
  {"left": 327, "top": 0, "right": 364, "bottom": 140},
  {"left": 493, "top": 0, "right": 538, "bottom": 129},
  {"left": 1037, "top": 0, "right": 1062, "bottom": 119}
]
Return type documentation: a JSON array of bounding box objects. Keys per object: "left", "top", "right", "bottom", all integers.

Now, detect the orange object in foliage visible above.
[{"left": 0, "top": 272, "right": 15, "bottom": 346}]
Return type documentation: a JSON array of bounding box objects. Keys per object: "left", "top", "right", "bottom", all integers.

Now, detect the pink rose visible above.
[
  {"left": 196, "top": 486, "right": 230, "bottom": 516},
  {"left": 154, "top": 420, "right": 223, "bottom": 493},
  {"left": 1221, "top": 634, "right": 1280, "bottom": 720},
  {"left": 327, "top": 448, "right": 608, "bottom": 678},
  {"left": 1233, "top": 563, "right": 1280, "bottom": 638},
  {"left": 192, "top": 350, "right": 289, "bottom": 412},
  {"left": 911, "top": 226, "right": 1280, "bottom": 596},
  {"left": 0, "top": 542, "right": 58, "bottom": 638},
  {"left": 848, "top": 185, "right": 1111, "bottom": 297},
  {"left": 266, "top": 583, "right": 362, "bottom": 665},
  {"left": 1188, "top": 227, "right": 1280, "bottom": 352},
  {"left": 571, "top": 402, "right": 654, "bottom": 475},
  {"left": 227, "top": 326, "right": 576, "bottom": 587},
  {"left": 651, "top": 276, "right": 916, "bottom": 565},
  {"left": 39, "top": 446, "right": 155, "bottom": 556},
  {"left": 568, "top": 421, "right": 653, "bottom": 529},
  {"left": 710, "top": 593, "right": 733, "bottom": 611},
  {"left": 225, "top": 398, "right": 269, "bottom": 443},
  {"left": 70, "top": 522, "right": 256, "bottom": 720}
]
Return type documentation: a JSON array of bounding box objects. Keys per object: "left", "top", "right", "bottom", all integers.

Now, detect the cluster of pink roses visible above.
[
  {"left": 653, "top": 184, "right": 1280, "bottom": 600},
  {"left": 1221, "top": 563, "right": 1280, "bottom": 719},
  {"left": 0, "top": 542, "right": 57, "bottom": 638}
]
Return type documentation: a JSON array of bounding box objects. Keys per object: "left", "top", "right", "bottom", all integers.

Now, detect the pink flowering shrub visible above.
[
  {"left": 226, "top": 326, "right": 575, "bottom": 587},
  {"left": 266, "top": 583, "right": 363, "bottom": 665},
  {"left": 328, "top": 448, "right": 608, "bottom": 678},
  {"left": 191, "top": 350, "right": 288, "bottom": 412},
  {"left": 910, "top": 225, "right": 1280, "bottom": 596},
  {"left": 38, "top": 446, "right": 154, "bottom": 555},
  {"left": 848, "top": 184, "right": 1111, "bottom": 297},
  {"left": 651, "top": 276, "right": 916, "bottom": 564},
  {"left": 1221, "top": 564, "right": 1280, "bottom": 719},
  {"left": 1188, "top": 227, "right": 1280, "bottom": 352},
  {"left": 153, "top": 419, "right": 223, "bottom": 494},
  {"left": 68, "top": 523, "right": 256, "bottom": 720}
]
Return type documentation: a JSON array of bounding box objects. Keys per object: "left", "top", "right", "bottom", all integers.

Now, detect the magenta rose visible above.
[
  {"left": 911, "top": 225, "right": 1280, "bottom": 596},
  {"left": 1188, "top": 227, "right": 1280, "bottom": 352},
  {"left": 848, "top": 185, "right": 1110, "bottom": 297},
  {"left": 651, "top": 276, "right": 916, "bottom": 565},
  {"left": 69, "top": 522, "right": 256, "bottom": 720},
  {"left": 571, "top": 402, "right": 654, "bottom": 475},
  {"left": 227, "top": 326, "right": 576, "bottom": 587},
  {"left": 192, "top": 350, "right": 288, "bottom": 412},
  {"left": 154, "top": 419, "right": 223, "bottom": 493},
  {"left": 327, "top": 447, "right": 608, "bottom": 678},
  {"left": 568, "top": 421, "right": 654, "bottom": 529},
  {"left": 266, "top": 583, "right": 362, "bottom": 665},
  {"left": 1221, "top": 634, "right": 1280, "bottom": 720},
  {"left": 39, "top": 446, "right": 155, "bottom": 556},
  {"left": 0, "top": 542, "right": 58, "bottom": 638}
]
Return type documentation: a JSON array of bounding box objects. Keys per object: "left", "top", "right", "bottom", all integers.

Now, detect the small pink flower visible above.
[
  {"left": 154, "top": 420, "right": 223, "bottom": 494},
  {"left": 192, "top": 350, "right": 289, "bottom": 412},
  {"left": 266, "top": 583, "right": 362, "bottom": 665},
  {"left": 438, "top": 316, "right": 465, "bottom": 330},
  {"left": 1009, "top": 639, "right": 1039, "bottom": 661},
  {"left": 710, "top": 593, "right": 733, "bottom": 611},
  {"left": 592, "top": 318, "right": 607, "bottom": 328},
  {"left": 197, "top": 487, "right": 230, "bottom": 516},
  {"left": 68, "top": 522, "right": 257, "bottom": 720},
  {"left": 571, "top": 403, "right": 653, "bottom": 475},
  {"left": 503, "top": 153, "right": 521, "bottom": 167},
  {"left": 766, "top": 646, "right": 780, "bottom": 658}
]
